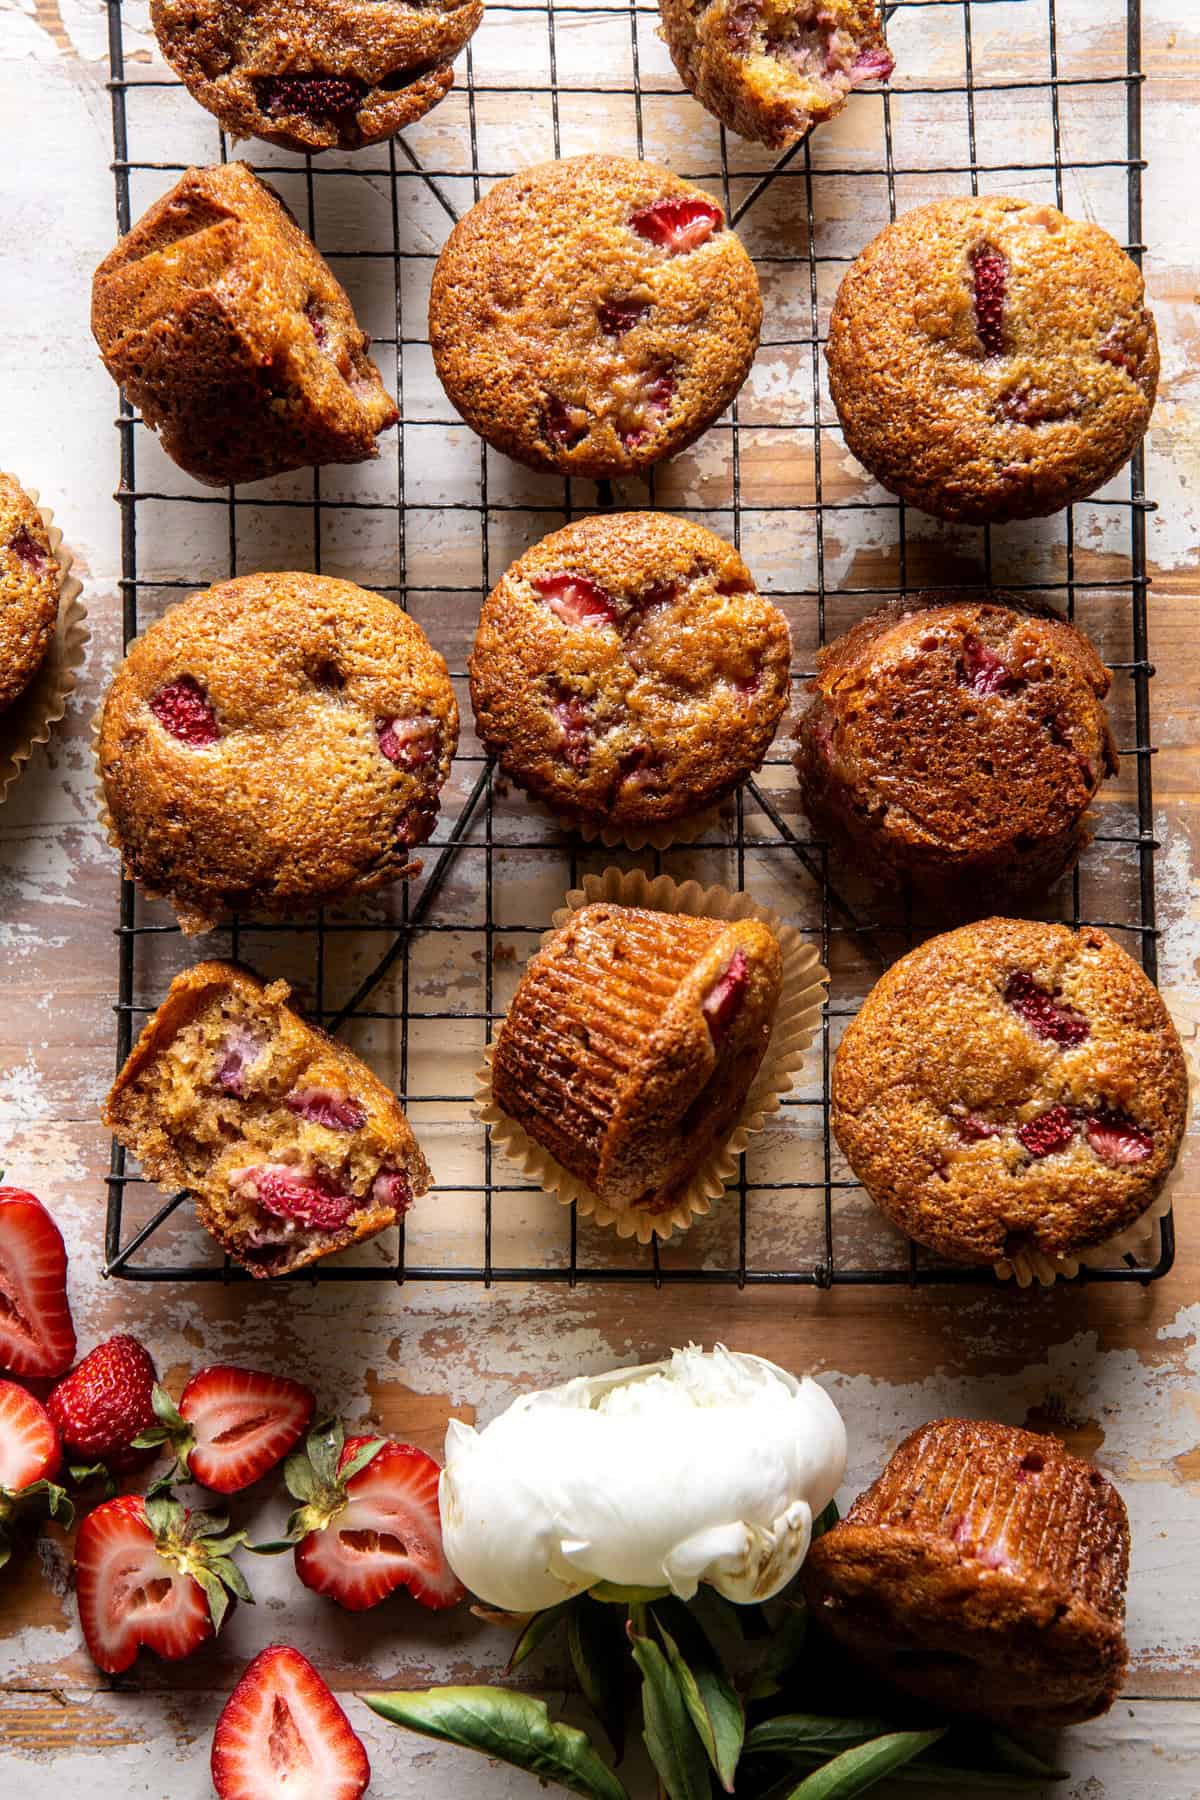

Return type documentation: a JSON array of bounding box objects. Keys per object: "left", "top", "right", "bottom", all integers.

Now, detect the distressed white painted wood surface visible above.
[{"left": 2, "top": 0, "right": 1199, "bottom": 1794}]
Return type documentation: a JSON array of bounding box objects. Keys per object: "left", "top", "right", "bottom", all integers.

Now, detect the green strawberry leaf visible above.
[
  {"left": 338, "top": 1435, "right": 387, "bottom": 1485},
  {"left": 151, "top": 1383, "right": 187, "bottom": 1432},
  {"left": 628, "top": 1622, "right": 713, "bottom": 1800},
  {"left": 650, "top": 1598, "right": 743, "bottom": 1791},
  {"left": 306, "top": 1418, "right": 343, "bottom": 1489},
  {"left": 282, "top": 1444, "right": 318, "bottom": 1505}
]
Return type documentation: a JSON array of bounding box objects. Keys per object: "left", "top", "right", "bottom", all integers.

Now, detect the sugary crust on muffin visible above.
[
  {"left": 832, "top": 918, "right": 1188, "bottom": 1264},
  {"left": 795, "top": 594, "right": 1117, "bottom": 894},
  {"left": 826, "top": 195, "right": 1158, "bottom": 523},
  {"left": 97, "top": 571, "right": 458, "bottom": 934},
  {"left": 91, "top": 162, "right": 398, "bottom": 487},
  {"left": 804, "top": 1418, "right": 1130, "bottom": 1728},
  {"left": 660, "top": 0, "right": 893, "bottom": 149},
  {"left": 429, "top": 155, "right": 762, "bottom": 478},
  {"left": 492, "top": 902, "right": 783, "bottom": 1210},
  {"left": 104, "top": 960, "right": 431, "bottom": 1277},
  {"left": 469, "top": 512, "right": 791, "bottom": 828},
  {"left": 0, "top": 473, "right": 60, "bottom": 712},
  {"left": 151, "top": 0, "right": 481, "bottom": 153}
]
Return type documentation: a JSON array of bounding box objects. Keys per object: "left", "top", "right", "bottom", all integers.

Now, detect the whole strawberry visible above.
[{"left": 48, "top": 1334, "right": 158, "bottom": 1475}]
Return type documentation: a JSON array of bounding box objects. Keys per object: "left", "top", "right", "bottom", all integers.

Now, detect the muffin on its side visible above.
[
  {"left": 470, "top": 513, "right": 791, "bottom": 833},
  {"left": 826, "top": 196, "right": 1158, "bottom": 522},
  {"left": 151, "top": 0, "right": 482, "bottom": 154},
  {"left": 493, "top": 903, "right": 782, "bottom": 1215},
  {"left": 795, "top": 594, "right": 1117, "bottom": 897},
  {"left": 804, "top": 1418, "right": 1130, "bottom": 1728},
  {"left": 0, "top": 474, "right": 60, "bottom": 713},
  {"left": 91, "top": 162, "right": 397, "bottom": 487},
  {"left": 97, "top": 572, "right": 458, "bottom": 934},
  {"left": 660, "top": 0, "right": 893, "bottom": 149},
  {"left": 430, "top": 155, "right": 762, "bottom": 479},
  {"left": 105, "top": 962, "right": 430, "bottom": 1278},
  {"left": 832, "top": 918, "right": 1187, "bottom": 1266}
]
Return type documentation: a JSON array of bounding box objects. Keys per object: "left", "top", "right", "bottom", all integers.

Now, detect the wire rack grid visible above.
[{"left": 101, "top": 0, "right": 1171, "bottom": 1290}]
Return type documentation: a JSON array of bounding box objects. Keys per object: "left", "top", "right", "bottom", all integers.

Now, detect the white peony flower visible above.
[{"left": 439, "top": 1344, "right": 847, "bottom": 1614}]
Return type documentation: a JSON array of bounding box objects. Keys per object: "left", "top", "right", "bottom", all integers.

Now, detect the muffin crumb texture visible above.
[
  {"left": 91, "top": 161, "right": 397, "bottom": 487},
  {"left": 104, "top": 961, "right": 430, "bottom": 1278},
  {"left": 0, "top": 473, "right": 60, "bottom": 713}
]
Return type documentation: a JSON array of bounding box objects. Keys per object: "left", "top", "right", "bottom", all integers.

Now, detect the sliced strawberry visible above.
[
  {"left": 552, "top": 692, "right": 592, "bottom": 771},
  {"left": 285, "top": 1088, "right": 368, "bottom": 1133},
  {"left": 598, "top": 297, "right": 650, "bottom": 336},
  {"left": 212, "top": 1644, "right": 370, "bottom": 1800},
  {"left": 216, "top": 1026, "right": 266, "bottom": 1097},
  {"left": 230, "top": 1166, "right": 357, "bottom": 1233},
  {"left": 75, "top": 1491, "right": 249, "bottom": 1674},
  {"left": 1085, "top": 1109, "right": 1154, "bottom": 1166},
  {"left": 0, "top": 1380, "right": 61, "bottom": 1490},
  {"left": 7, "top": 525, "right": 48, "bottom": 571},
  {"left": 958, "top": 634, "right": 1017, "bottom": 696},
  {"left": 1004, "top": 972, "right": 1089, "bottom": 1048},
  {"left": 370, "top": 1167, "right": 413, "bottom": 1213},
  {"left": 540, "top": 393, "right": 589, "bottom": 450},
  {"left": 531, "top": 572, "right": 617, "bottom": 630},
  {"left": 48, "top": 1333, "right": 157, "bottom": 1474},
  {"left": 377, "top": 715, "right": 438, "bottom": 770},
  {"left": 150, "top": 675, "right": 219, "bottom": 746},
  {"left": 1016, "top": 1106, "right": 1076, "bottom": 1160},
  {"left": 953, "top": 1114, "right": 1003, "bottom": 1143},
  {"left": 702, "top": 950, "right": 749, "bottom": 1048},
  {"left": 971, "top": 243, "right": 1007, "bottom": 357},
  {"left": 630, "top": 195, "right": 723, "bottom": 254},
  {"left": 136, "top": 1367, "right": 316, "bottom": 1496},
  {"left": 0, "top": 1187, "right": 75, "bottom": 1379}
]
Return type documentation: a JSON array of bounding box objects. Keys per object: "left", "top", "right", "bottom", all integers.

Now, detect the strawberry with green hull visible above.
[
  {"left": 0, "top": 1380, "right": 73, "bottom": 1567},
  {"left": 135, "top": 1366, "right": 315, "bottom": 1494},
  {"left": 75, "top": 1489, "right": 252, "bottom": 1673},
  {"left": 254, "top": 1418, "right": 464, "bottom": 1613},
  {"left": 48, "top": 1333, "right": 158, "bottom": 1476},
  {"left": 0, "top": 1185, "right": 76, "bottom": 1379},
  {"left": 212, "top": 1644, "right": 370, "bottom": 1800}
]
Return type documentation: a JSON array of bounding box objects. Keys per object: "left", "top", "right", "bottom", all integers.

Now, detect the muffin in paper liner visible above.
[
  {"left": 475, "top": 865, "right": 829, "bottom": 1243},
  {"left": 535, "top": 790, "right": 726, "bottom": 855},
  {"left": 0, "top": 492, "right": 88, "bottom": 805},
  {"left": 994, "top": 1159, "right": 1183, "bottom": 1288}
]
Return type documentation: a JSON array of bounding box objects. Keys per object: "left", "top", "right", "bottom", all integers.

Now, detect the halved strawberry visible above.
[
  {"left": 0, "top": 1380, "right": 72, "bottom": 1568},
  {"left": 75, "top": 1490, "right": 251, "bottom": 1674},
  {"left": 136, "top": 1366, "right": 316, "bottom": 1495},
  {"left": 0, "top": 1185, "right": 76, "bottom": 1379},
  {"left": 702, "top": 949, "right": 749, "bottom": 1048},
  {"left": 48, "top": 1332, "right": 158, "bottom": 1475},
  {"left": 1085, "top": 1108, "right": 1154, "bottom": 1166},
  {"left": 630, "top": 195, "right": 723, "bottom": 254},
  {"left": 212, "top": 1644, "right": 370, "bottom": 1800},
  {"left": 254, "top": 1418, "right": 464, "bottom": 1613},
  {"left": 531, "top": 572, "right": 617, "bottom": 630}
]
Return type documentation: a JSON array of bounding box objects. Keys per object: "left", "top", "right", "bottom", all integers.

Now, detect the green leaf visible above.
[
  {"left": 197, "top": 1567, "right": 232, "bottom": 1636},
  {"left": 186, "top": 1510, "right": 232, "bottom": 1541},
  {"left": 778, "top": 1729, "right": 947, "bottom": 1798},
  {"left": 746, "top": 1601, "right": 809, "bottom": 1702},
  {"left": 745, "top": 1717, "right": 897, "bottom": 1758},
  {"left": 67, "top": 1461, "right": 114, "bottom": 1494},
  {"left": 650, "top": 1598, "right": 742, "bottom": 1791},
  {"left": 282, "top": 1444, "right": 318, "bottom": 1505},
  {"left": 569, "top": 1595, "right": 628, "bottom": 1761},
  {"left": 984, "top": 1729, "right": 1067, "bottom": 1780},
  {"left": 144, "top": 1492, "right": 184, "bottom": 1540},
  {"left": 628, "top": 1624, "right": 713, "bottom": 1800},
  {"left": 507, "top": 1599, "right": 572, "bottom": 1672},
  {"left": 338, "top": 1435, "right": 386, "bottom": 1484},
  {"left": 363, "top": 1686, "right": 629, "bottom": 1800},
  {"left": 210, "top": 1555, "right": 254, "bottom": 1604},
  {"left": 246, "top": 1537, "right": 295, "bottom": 1556},
  {"left": 150, "top": 1383, "right": 186, "bottom": 1432},
  {"left": 307, "top": 1417, "right": 343, "bottom": 1488},
  {"left": 589, "top": 1581, "right": 672, "bottom": 1604},
  {"left": 811, "top": 1500, "right": 839, "bottom": 1541}
]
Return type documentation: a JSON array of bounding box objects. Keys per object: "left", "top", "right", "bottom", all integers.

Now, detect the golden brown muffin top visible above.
[
  {"left": 429, "top": 155, "right": 762, "bottom": 479},
  {"left": 469, "top": 512, "right": 791, "bottom": 828},
  {"left": 660, "top": 0, "right": 892, "bottom": 149},
  {"left": 0, "top": 474, "right": 60, "bottom": 713},
  {"left": 797, "top": 594, "right": 1116, "bottom": 871},
  {"left": 827, "top": 195, "right": 1158, "bottom": 523},
  {"left": 832, "top": 917, "right": 1187, "bottom": 1265},
  {"left": 98, "top": 572, "right": 458, "bottom": 934},
  {"left": 151, "top": 0, "right": 481, "bottom": 153}
]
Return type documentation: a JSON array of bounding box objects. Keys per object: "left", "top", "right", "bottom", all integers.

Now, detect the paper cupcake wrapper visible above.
[
  {"left": 0, "top": 492, "right": 88, "bottom": 805},
  {"left": 476, "top": 865, "right": 829, "bottom": 1243},
  {"left": 993, "top": 1148, "right": 1185, "bottom": 1288}
]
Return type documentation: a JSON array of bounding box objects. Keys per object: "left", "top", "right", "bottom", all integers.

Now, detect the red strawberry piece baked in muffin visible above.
[
  {"left": 0, "top": 473, "right": 61, "bottom": 714},
  {"left": 104, "top": 961, "right": 431, "bottom": 1278},
  {"left": 492, "top": 902, "right": 782, "bottom": 1218},
  {"left": 97, "top": 571, "right": 457, "bottom": 934},
  {"left": 429, "top": 155, "right": 761, "bottom": 480},
  {"left": 804, "top": 1418, "right": 1130, "bottom": 1728},
  {"left": 91, "top": 162, "right": 397, "bottom": 488},
  {"left": 832, "top": 918, "right": 1187, "bottom": 1266},
  {"left": 660, "top": 0, "right": 893, "bottom": 149},
  {"left": 151, "top": 0, "right": 482, "bottom": 154},
  {"left": 826, "top": 196, "right": 1158, "bottom": 523},
  {"left": 795, "top": 594, "right": 1117, "bottom": 898},
  {"left": 470, "top": 513, "right": 791, "bottom": 833}
]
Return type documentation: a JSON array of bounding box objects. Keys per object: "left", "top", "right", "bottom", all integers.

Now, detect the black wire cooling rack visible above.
[{"left": 101, "top": 0, "right": 1171, "bottom": 1288}]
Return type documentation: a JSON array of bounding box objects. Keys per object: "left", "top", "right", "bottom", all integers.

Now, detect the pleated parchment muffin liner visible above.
[
  {"left": 0, "top": 492, "right": 88, "bottom": 805},
  {"left": 993, "top": 1144, "right": 1186, "bottom": 1289},
  {"left": 475, "top": 864, "right": 829, "bottom": 1244}
]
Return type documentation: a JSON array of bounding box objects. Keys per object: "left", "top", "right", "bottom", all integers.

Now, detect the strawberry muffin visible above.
[
  {"left": 795, "top": 594, "right": 1117, "bottom": 898},
  {"left": 660, "top": 0, "right": 893, "bottom": 149},
  {"left": 97, "top": 572, "right": 458, "bottom": 934},
  {"left": 151, "top": 0, "right": 482, "bottom": 154},
  {"left": 92, "top": 162, "right": 397, "bottom": 487},
  {"left": 470, "top": 513, "right": 790, "bottom": 833},
  {"left": 832, "top": 918, "right": 1187, "bottom": 1266},
  {"left": 804, "top": 1419, "right": 1130, "bottom": 1728},
  {"left": 827, "top": 196, "right": 1158, "bottom": 522},
  {"left": 492, "top": 902, "right": 782, "bottom": 1217},
  {"left": 0, "top": 474, "right": 60, "bottom": 712},
  {"left": 105, "top": 961, "right": 430, "bottom": 1277},
  {"left": 429, "top": 156, "right": 762, "bottom": 479}
]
